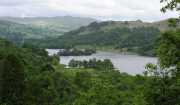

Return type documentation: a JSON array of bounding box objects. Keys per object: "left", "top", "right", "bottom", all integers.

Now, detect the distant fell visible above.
[
  {"left": 87, "top": 18, "right": 179, "bottom": 32},
  {"left": 0, "top": 16, "right": 96, "bottom": 36}
]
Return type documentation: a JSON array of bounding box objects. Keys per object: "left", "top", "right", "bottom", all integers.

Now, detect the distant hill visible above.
[
  {"left": 0, "top": 20, "right": 28, "bottom": 44},
  {"left": 0, "top": 17, "right": 178, "bottom": 56},
  {"left": 0, "top": 20, "right": 66, "bottom": 44},
  {"left": 29, "top": 18, "right": 180, "bottom": 56},
  {"left": 0, "top": 16, "right": 96, "bottom": 37},
  {"left": 152, "top": 18, "right": 180, "bottom": 31},
  {"left": 82, "top": 18, "right": 178, "bottom": 32}
]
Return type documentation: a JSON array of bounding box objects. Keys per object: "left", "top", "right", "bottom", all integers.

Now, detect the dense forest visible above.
[
  {"left": 0, "top": 28, "right": 179, "bottom": 105},
  {"left": 0, "top": 38, "right": 147, "bottom": 105},
  {"left": 0, "top": 28, "right": 180, "bottom": 105}
]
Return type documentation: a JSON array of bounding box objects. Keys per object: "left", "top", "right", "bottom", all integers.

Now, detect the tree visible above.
[
  {"left": 157, "top": 30, "right": 180, "bottom": 68},
  {"left": 161, "top": 0, "right": 180, "bottom": 13},
  {"left": 69, "top": 59, "right": 78, "bottom": 68},
  {"left": 74, "top": 71, "right": 92, "bottom": 91},
  {"left": 159, "top": 0, "right": 180, "bottom": 80},
  {"left": 0, "top": 54, "right": 25, "bottom": 105},
  {"left": 143, "top": 1, "right": 180, "bottom": 104},
  {"left": 103, "top": 59, "right": 114, "bottom": 71},
  {"left": 144, "top": 62, "right": 179, "bottom": 105}
]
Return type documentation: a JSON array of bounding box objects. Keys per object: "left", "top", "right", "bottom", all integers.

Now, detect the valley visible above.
[{"left": 0, "top": 17, "right": 177, "bottom": 57}]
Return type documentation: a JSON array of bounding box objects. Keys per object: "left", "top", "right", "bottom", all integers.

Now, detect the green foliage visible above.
[
  {"left": 69, "top": 58, "right": 114, "bottom": 71},
  {"left": 0, "top": 7, "right": 179, "bottom": 105},
  {"left": 168, "top": 18, "right": 179, "bottom": 27},
  {"left": 144, "top": 63, "right": 180, "bottom": 105},
  {"left": 157, "top": 29, "right": 180, "bottom": 68},
  {"left": 142, "top": 2, "right": 180, "bottom": 105},
  {"left": 0, "top": 49, "right": 25, "bottom": 105},
  {"left": 0, "top": 39, "right": 75, "bottom": 105},
  {"left": 161, "top": 0, "right": 180, "bottom": 12},
  {"left": 2, "top": 29, "right": 179, "bottom": 104},
  {"left": 143, "top": 29, "right": 180, "bottom": 105},
  {"left": 0, "top": 39, "right": 149, "bottom": 105},
  {"left": 0, "top": 1, "right": 179, "bottom": 104}
]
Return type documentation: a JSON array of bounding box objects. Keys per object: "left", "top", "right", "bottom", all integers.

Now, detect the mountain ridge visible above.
[{"left": 0, "top": 16, "right": 96, "bottom": 36}]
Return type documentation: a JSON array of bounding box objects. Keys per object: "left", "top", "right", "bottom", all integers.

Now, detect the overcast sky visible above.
[{"left": 0, "top": 0, "right": 178, "bottom": 22}]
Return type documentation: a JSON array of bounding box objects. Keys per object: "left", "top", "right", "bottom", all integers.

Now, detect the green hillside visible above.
[
  {"left": 0, "top": 16, "right": 96, "bottom": 37},
  {"left": 29, "top": 21, "right": 162, "bottom": 56},
  {"left": 0, "top": 20, "right": 29, "bottom": 44},
  {"left": 94, "top": 19, "right": 178, "bottom": 32},
  {"left": 0, "top": 16, "right": 96, "bottom": 44},
  {"left": 0, "top": 20, "right": 65, "bottom": 45}
]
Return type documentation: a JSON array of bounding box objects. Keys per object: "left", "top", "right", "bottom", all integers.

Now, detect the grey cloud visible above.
[
  {"left": 0, "top": 0, "right": 178, "bottom": 22},
  {"left": 0, "top": 0, "right": 31, "bottom": 6}
]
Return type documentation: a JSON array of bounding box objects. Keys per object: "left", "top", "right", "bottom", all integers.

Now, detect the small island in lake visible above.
[{"left": 58, "top": 48, "right": 96, "bottom": 56}]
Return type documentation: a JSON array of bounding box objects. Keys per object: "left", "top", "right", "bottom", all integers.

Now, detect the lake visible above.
[{"left": 46, "top": 49, "right": 157, "bottom": 75}]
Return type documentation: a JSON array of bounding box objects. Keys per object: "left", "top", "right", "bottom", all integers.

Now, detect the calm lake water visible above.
[{"left": 46, "top": 49, "right": 157, "bottom": 75}]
